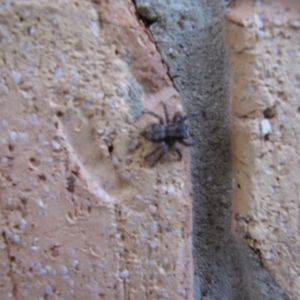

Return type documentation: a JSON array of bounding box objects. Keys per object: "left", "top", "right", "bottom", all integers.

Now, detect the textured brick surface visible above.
[
  {"left": 0, "top": 0, "right": 193, "bottom": 299},
  {"left": 227, "top": 1, "right": 300, "bottom": 299}
]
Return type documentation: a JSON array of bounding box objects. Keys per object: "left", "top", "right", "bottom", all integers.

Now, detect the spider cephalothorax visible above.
[{"left": 140, "top": 102, "right": 195, "bottom": 166}]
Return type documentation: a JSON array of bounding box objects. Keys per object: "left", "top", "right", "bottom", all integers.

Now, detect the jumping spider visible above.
[{"left": 140, "top": 101, "right": 195, "bottom": 166}]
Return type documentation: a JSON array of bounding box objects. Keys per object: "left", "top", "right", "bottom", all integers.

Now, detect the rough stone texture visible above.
[
  {"left": 227, "top": 1, "right": 300, "bottom": 299},
  {"left": 133, "top": 0, "right": 289, "bottom": 299},
  {"left": 0, "top": 0, "right": 297, "bottom": 299},
  {"left": 0, "top": 0, "right": 193, "bottom": 299}
]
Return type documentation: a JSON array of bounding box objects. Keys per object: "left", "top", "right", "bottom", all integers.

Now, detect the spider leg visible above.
[
  {"left": 172, "top": 143, "right": 182, "bottom": 161},
  {"left": 145, "top": 144, "right": 161, "bottom": 160},
  {"left": 173, "top": 112, "right": 199, "bottom": 123},
  {"left": 142, "top": 110, "right": 164, "bottom": 124},
  {"left": 161, "top": 101, "right": 170, "bottom": 124},
  {"left": 179, "top": 139, "right": 195, "bottom": 147},
  {"left": 151, "top": 143, "right": 168, "bottom": 167},
  {"left": 172, "top": 112, "right": 184, "bottom": 123},
  {"left": 145, "top": 142, "right": 168, "bottom": 167}
]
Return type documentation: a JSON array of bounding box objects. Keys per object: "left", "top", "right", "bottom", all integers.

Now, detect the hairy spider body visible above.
[
  {"left": 140, "top": 102, "right": 194, "bottom": 166},
  {"left": 142, "top": 123, "right": 188, "bottom": 142}
]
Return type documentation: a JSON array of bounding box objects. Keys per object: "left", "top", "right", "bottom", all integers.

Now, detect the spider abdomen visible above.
[
  {"left": 141, "top": 123, "right": 166, "bottom": 142},
  {"left": 140, "top": 101, "right": 195, "bottom": 166}
]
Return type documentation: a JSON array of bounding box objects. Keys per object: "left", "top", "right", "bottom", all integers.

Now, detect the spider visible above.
[{"left": 140, "top": 101, "right": 195, "bottom": 166}]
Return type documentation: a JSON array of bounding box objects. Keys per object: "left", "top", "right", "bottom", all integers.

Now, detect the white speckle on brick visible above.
[
  {"left": 60, "top": 265, "right": 68, "bottom": 275},
  {"left": 19, "top": 218, "right": 27, "bottom": 229},
  {"left": 44, "top": 284, "right": 53, "bottom": 295},
  {"left": 39, "top": 268, "right": 47, "bottom": 275},
  {"left": 91, "top": 19, "right": 100, "bottom": 37},
  {"left": 97, "top": 188, "right": 106, "bottom": 197},
  {"left": 261, "top": 119, "right": 271, "bottom": 136},
  {"left": 43, "top": 185, "right": 50, "bottom": 193},
  {"left": 273, "top": 17, "right": 283, "bottom": 26},
  {"left": 67, "top": 289, "right": 74, "bottom": 296},
  {"left": 51, "top": 17, "right": 58, "bottom": 25},
  {"left": 31, "top": 113, "right": 39, "bottom": 125},
  {"left": 100, "top": 261, "right": 108, "bottom": 269},
  {"left": 150, "top": 241, "right": 158, "bottom": 249},
  {"left": 53, "top": 67, "right": 62, "bottom": 80},
  {"left": 112, "top": 155, "right": 119, "bottom": 165},
  {"left": 9, "top": 130, "right": 18, "bottom": 141},
  {"left": 120, "top": 269, "right": 129, "bottom": 278},
  {"left": 117, "top": 82, "right": 129, "bottom": 97},
  {"left": 71, "top": 70, "right": 79, "bottom": 85},
  {"left": 92, "top": 284, "right": 100, "bottom": 293},
  {"left": 1, "top": 262, "right": 7, "bottom": 269},
  {"left": 37, "top": 199, "right": 44, "bottom": 208},
  {"left": 71, "top": 259, "right": 79, "bottom": 268},
  {"left": 132, "top": 215, "right": 140, "bottom": 224},
  {"left": 21, "top": 41, "right": 31, "bottom": 51},
  {"left": 7, "top": 198, "right": 13, "bottom": 207},
  {"left": 69, "top": 249, "right": 76, "bottom": 256},
  {"left": 159, "top": 267, "right": 165, "bottom": 275},
  {"left": 146, "top": 169, "right": 154, "bottom": 175},
  {"left": 33, "top": 237, "right": 39, "bottom": 244},
  {"left": 265, "top": 251, "right": 274, "bottom": 260},
  {"left": 31, "top": 262, "right": 42, "bottom": 271},
  {"left": 135, "top": 194, "right": 143, "bottom": 201},
  {"left": 55, "top": 50, "right": 66, "bottom": 62},
  {"left": 148, "top": 259, "right": 156, "bottom": 267},
  {"left": 4, "top": 0, "right": 10, "bottom": 8},
  {"left": 45, "top": 265, "right": 52, "bottom": 272},
  {"left": 12, "top": 234, "right": 20, "bottom": 243},
  {"left": 97, "top": 91, "right": 104, "bottom": 99},
  {"left": 160, "top": 288, "right": 170, "bottom": 299},
  {"left": 179, "top": 289, "right": 187, "bottom": 297},
  {"left": 149, "top": 223, "right": 157, "bottom": 234},
  {"left": 28, "top": 26, "right": 34, "bottom": 35},
  {"left": 31, "top": 246, "right": 38, "bottom": 251},
  {"left": 19, "top": 132, "right": 28, "bottom": 140},
  {"left": 47, "top": 157, "right": 53, "bottom": 164},
  {"left": 12, "top": 71, "right": 22, "bottom": 84},
  {"left": 164, "top": 209, "right": 172, "bottom": 217},
  {"left": 51, "top": 140, "right": 61, "bottom": 150},
  {"left": 115, "top": 233, "right": 121, "bottom": 239},
  {"left": 107, "top": 98, "right": 116, "bottom": 109},
  {"left": 254, "top": 14, "right": 264, "bottom": 29},
  {"left": 167, "top": 185, "right": 175, "bottom": 194},
  {"left": 149, "top": 205, "right": 157, "bottom": 213},
  {"left": 129, "top": 138, "right": 139, "bottom": 150},
  {"left": 1, "top": 157, "right": 8, "bottom": 164},
  {"left": 289, "top": 19, "right": 300, "bottom": 28},
  {"left": 1, "top": 120, "right": 8, "bottom": 126},
  {"left": 69, "top": 280, "right": 75, "bottom": 287},
  {"left": 270, "top": 186, "right": 275, "bottom": 194}
]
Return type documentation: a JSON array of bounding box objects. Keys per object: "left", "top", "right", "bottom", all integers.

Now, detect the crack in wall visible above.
[{"left": 131, "top": 0, "right": 180, "bottom": 97}]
